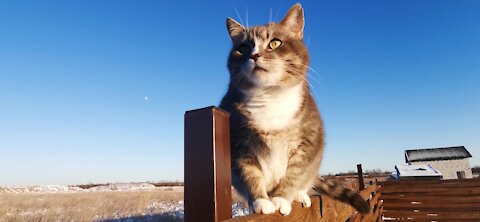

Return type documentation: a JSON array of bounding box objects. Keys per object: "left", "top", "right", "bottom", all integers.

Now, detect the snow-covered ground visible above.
[
  {"left": 0, "top": 183, "right": 183, "bottom": 194},
  {"left": 143, "top": 200, "right": 250, "bottom": 219},
  {"left": 0, "top": 183, "right": 250, "bottom": 219}
]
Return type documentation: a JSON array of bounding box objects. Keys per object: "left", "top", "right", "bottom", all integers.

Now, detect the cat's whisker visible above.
[
  {"left": 285, "top": 69, "right": 320, "bottom": 96},
  {"left": 287, "top": 62, "right": 326, "bottom": 84},
  {"left": 233, "top": 6, "right": 245, "bottom": 27},
  {"left": 269, "top": 7, "right": 273, "bottom": 24},
  {"left": 245, "top": 7, "right": 249, "bottom": 28},
  {"left": 288, "top": 74, "right": 316, "bottom": 97},
  {"left": 283, "top": 66, "right": 324, "bottom": 89}
]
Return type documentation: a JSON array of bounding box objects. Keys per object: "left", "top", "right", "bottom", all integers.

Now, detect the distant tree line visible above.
[{"left": 327, "top": 168, "right": 390, "bottom": 177}]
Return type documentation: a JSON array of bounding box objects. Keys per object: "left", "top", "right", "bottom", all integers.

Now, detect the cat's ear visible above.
[
  {"left": 226, "top": 18, "right": 245, "bottom": 40},
  {"left": 280, "top": 3, "right": 304, "bottom": 39}
]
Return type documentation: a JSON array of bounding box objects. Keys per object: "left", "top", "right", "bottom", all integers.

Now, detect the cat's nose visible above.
[{"left": 250, "top": 53, "right": 260, "bottom": 61}]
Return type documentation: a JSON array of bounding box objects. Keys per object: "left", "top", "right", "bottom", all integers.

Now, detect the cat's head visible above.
[{"left": 226, "top": 3, "right": 309, "bottom": 90}]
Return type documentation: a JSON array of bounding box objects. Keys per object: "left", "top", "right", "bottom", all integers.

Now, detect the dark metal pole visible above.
[{"left": 184, "top": 106, "right": 232, "bottom": 222}]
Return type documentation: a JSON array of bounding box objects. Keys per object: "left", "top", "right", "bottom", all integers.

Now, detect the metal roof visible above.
[
  {"left": 405, "top": 146, "right": 472, "bottom": 163},
  {"left": 392, "top": 164, "right": 443, "bottom": 179}
]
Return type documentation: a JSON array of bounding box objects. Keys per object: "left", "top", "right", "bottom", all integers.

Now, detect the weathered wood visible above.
[
  {"left": 185, "top": 107, "right": 232, "bottom": 222},
  {"left": 380, "top": 186, "right": 480, "bottom": 193},
  {"left": 350, "top": 183, "right": 383, "bottom": 222},
  {"left": 380, "top": 195, "right": 480, "bottom": 203},
  {"left": 383, "top": 210, "right": 480, "bottom": 220},
  {"left": 359, "top": 185, "right": 378, "bottom": 200},
  {"left": 225, "top": 196, "right": 321, "bottom": 222},
  {"left": 378, "top": 178, "right": 480, "bottom": 185},
  {"left": 383, "top": 202, "right": 480, "bottom": 211},
  {"left": 357, "top": 164, "right": 365, "bottom": 190},
  {"left": 381, "top": 178, "right": 480, "bottom": 221},
  {"left": 381, "top": 190, "right": 480, "bottom": 196},
  {"left": 370, "top": 192, "right": 381, "bottom": 208},
  {"left": 378, "top": 181, "right": 480, "bottom": 189}
]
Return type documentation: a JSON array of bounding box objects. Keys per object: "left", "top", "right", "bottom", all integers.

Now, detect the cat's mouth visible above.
[{"left": 253, "top": 65, "right": 268, "bottom": 73}]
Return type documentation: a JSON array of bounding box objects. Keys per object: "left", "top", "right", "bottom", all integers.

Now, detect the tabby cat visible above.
[{"left": 219, "top": 3, "right": 369, "bottom": 215}]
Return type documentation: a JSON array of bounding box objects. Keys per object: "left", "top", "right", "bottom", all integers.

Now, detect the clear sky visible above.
[{"left": 1, "top": 0, "right": 479, "bottom": 186}]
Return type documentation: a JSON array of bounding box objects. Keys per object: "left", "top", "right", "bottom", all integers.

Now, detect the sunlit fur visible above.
[
  {"left": 226, "top": 22, "right": 309, "bottom": 90},
  {"left": 220, "top": 4, "right": 369, "bottom": 216}
]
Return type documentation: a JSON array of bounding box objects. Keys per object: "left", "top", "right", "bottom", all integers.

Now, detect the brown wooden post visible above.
[
  {"left": 184, "top": 106, "right": 232, "bottom": 222},
  {"left": 357, "top": 164, "right": 365, "bottom": 191}
]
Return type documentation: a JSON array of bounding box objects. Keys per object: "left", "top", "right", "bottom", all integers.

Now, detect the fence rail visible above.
[{"left": 379, "top": 178, "right": 480, "bottom": 221}]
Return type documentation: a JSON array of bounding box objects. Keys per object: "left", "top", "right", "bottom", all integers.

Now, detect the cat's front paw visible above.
[
  {"left": 252, "top": 198, "right": 276, "bottom": 214},
  {"left": 294, "top": 192, "right": 311, "bottom": 207},
  {"left": 271, "top": 196, "right": 292, "bottom": 216}
]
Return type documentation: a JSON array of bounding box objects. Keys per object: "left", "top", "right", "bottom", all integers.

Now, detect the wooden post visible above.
[
  {"left": 357, "top": 164, "right": 365, "bottom": 191},
  {"left": 184, "top": 106, "right": 232, "bottom": 222}
]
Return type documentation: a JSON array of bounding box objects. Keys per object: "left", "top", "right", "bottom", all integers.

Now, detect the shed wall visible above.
[{"left": 412, "top": 158, "right": 472, "bottom": 179}]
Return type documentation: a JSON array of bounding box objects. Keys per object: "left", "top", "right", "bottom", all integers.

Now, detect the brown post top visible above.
[
  {"left": 184, "top": 106, "right": 232, "bottom": 222},
  {"left": 357, "top": 164, "right": 365, "bottom": 191}
]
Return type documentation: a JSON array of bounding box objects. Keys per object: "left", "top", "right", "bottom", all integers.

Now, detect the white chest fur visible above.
[
  {"left": 257, "top": 135, "right": 294, "bottom": 189},
  {"left": 243, "top": 84, "right": 304, "bottom": 132}
]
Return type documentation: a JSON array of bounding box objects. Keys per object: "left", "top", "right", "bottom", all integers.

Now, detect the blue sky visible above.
[{"left": 1, "top": 0, "right": 479, "bottom": 186}]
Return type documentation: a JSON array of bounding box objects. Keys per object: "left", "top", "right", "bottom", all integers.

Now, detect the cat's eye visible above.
[
  {"left": 269, "top": 39, "right": 282, "bottom": 49},
  {"left": 238, "top": 44, "right": 251, "bottom": 54}
]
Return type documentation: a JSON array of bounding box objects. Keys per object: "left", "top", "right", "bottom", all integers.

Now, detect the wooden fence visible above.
[
  {"left": 349, "top": 181, "right": 383, "bottom": 222},
  {"left": 379, "top": 178, "right": 480, "bottom": 221},
  {"left": 184, "top": 106, "right": 383, "bottom": 222}
]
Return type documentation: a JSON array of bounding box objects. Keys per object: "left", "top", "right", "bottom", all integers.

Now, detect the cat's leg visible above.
[
  {"left": 238, "top": 157, "right": 276, "bottom": 214},
  {"left": 294, "top": 190, "right": 311, "bottom": 207},
  {"left": 270, "top": 147, "right": 320, "bottom": 215},
  {"left": 293, "top": 175, "right": 316, "bottom": 207}
]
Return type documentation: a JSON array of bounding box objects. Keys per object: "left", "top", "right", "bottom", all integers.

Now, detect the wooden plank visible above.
[
  {"left": 359, "top": 202, "right": 382, "bottom": 222},
  {"left": 321, "top": 195, "right": 356, "bottom": 221},
  {"left": 375, "top": 206, "right": 383, "bottom": 222},
  {"left": 359, "top": 185, "right": 379, "bottom": 200},
  {"left": 381, "top": 195, "right": 480, "bottom": 204},
  {"left": 384, "top": 219, "right": 480, "bottom": 222},
  {"left": 383, "top": 210, "right": 480, "bottom": 220},
  {"left": 185, "top": 107, "right": 232, "bottom": 222},
  {"left": 226, "top": 196, "right": 321, "bottom": 222},
  {"left": 372, "top": 204, "right": 381, "bottom": 222},
  {"left": 360, "top": 213, "right": 371, "bottom": 222},
  {"left": 379, "top": 182, "right": 480, "bottom": 189},
  {"left": 350, "top": 212, "right": 362, "bottom": 222},
  {"left": 378, "top": 178, "right": 480, "bottom": 186},
  {"left": 349, "top": 213, "right": 358, "bottom": 222},
  {"left": 380, "top": 186, "right": 480, "bottom": 194},
  {"left": 370, "top": 192, "right": 381, "bottom": 208},
  {"left": 383, "top": 202, "right": 480, "bottom": 212},
  {"left": 213, "top": 108, "right": 233, "bottom": 221},
  {"left": 381, "top": 190, "right": 480, "bottom": 196}
]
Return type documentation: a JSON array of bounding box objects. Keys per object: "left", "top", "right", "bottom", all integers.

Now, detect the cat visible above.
[{"left": 219, "top": 3, "right": 369, "bottom": 216}]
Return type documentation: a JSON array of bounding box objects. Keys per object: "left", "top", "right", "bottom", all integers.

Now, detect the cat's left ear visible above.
[
  {"left": 226, "top": 18, "right": 245, "bottom": 41},
  {"left": 280, "top": 3, "right": 304, "bottom": 39}
]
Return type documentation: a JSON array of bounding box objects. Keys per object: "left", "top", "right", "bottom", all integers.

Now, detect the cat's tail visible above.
[{"left": 313, "top": 176, "right": 370, "bottom": 214}]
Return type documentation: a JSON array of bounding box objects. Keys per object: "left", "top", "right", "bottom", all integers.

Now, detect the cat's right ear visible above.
[{"left": 226, "top": 18, "right": 245, "bottom": 41}]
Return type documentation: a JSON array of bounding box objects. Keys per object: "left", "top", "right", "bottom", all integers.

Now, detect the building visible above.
[
  {"left": 390, "top": 164, "right": 443, "bottom": 180},
  {"left": 405, "top": 146, "right": 473, "bottom": 179}
]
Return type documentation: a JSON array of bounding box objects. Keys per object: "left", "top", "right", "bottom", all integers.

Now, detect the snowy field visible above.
[
  {"left": 0, "top": 183, "right": 182, "bottom": 194},
  {"left": 0, "top": 183, "right": 250, "bottom": 222}
]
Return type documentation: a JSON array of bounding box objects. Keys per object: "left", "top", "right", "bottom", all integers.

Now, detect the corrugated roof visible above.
[{"left": 405, "top": 146, "right": 472, "bottom": 162}]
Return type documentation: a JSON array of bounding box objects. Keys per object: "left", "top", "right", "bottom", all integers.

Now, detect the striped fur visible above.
[{"left": 220, "top": 3, "right": 369, "bottom": 215}]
